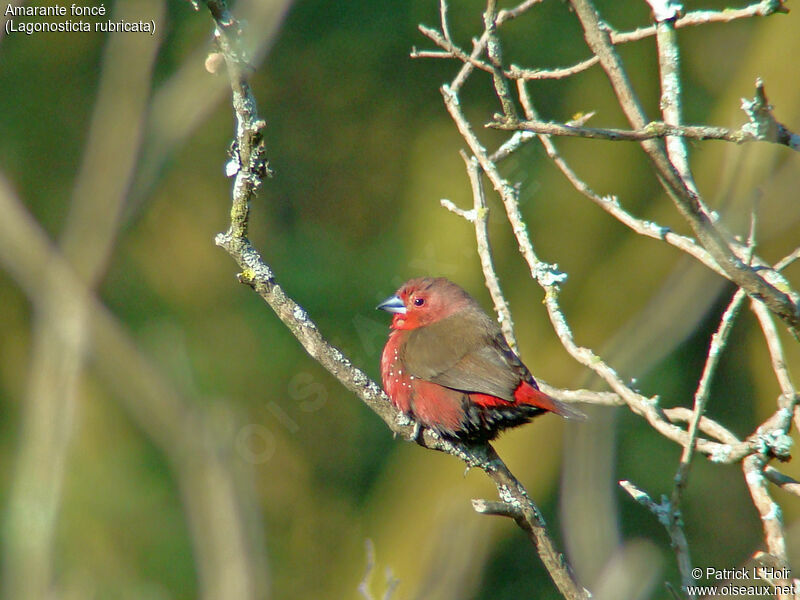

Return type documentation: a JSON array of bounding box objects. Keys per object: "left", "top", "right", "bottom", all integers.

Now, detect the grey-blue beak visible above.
[{"left": 376, "top": 294, "right": 406, "bottom": 314}]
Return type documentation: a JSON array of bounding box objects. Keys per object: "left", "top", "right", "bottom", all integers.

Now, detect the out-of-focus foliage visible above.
[{"left": 0, "top": 0, "right": 799, "bottom": 599}]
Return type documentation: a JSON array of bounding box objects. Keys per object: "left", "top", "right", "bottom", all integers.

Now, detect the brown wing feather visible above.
[{"left": 403, "top": 308, "right": 530, "bottom": 402}]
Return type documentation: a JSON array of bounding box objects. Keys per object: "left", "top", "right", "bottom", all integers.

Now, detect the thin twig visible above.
[
  {"left": 439, "top": 0, "right": 451, "bottom": 43},
  {"left": 477, "top": 445, "right": 590, "bottom": 600},
  {"left": 461, "top": 152, "right": 518, "bottom": 350},
  {"left": 489, "top": 130, "right": 536, "bottom": 162},
  {"left": 650, "top": 0, "right": 700, "bottom": 200},
  {"left": 416, "top": 0, "right": 548, "bottom": 92},
  {"left": 414, "top": 24, "right": 601, "bottom": 81},
  {"left": 663, "top": 407, "right": 739, "bottom": 445},
  {"left": 665, "top": 403, "right": 795, "bottom": 469},
  {"left": 489, "top": 117, "right": 800, "bottom": 151},
  {"left": 433, "top": 0, "right": 540, "bottom": 94},
  {"left": 668, "top": 288, "right": 747, "bottom": 595},
  {"left": 612, "top": 1, "right": 788, "bottom": 45},
  {"left": 751, "top": 300, "right": 799, "bottom": 433},
  {"left": 483, "top": 0, "right": 518, "bottom": 120},
  {"left": 764, "top": 467, "right": 800, "bottom": 497},
  {"left": 752, "top": 301, "right": 797, "bottom": 407},
  {"left": 775, "top": 247, "right": 800, "bottom": 271},
  {"left": 620, "top": 478, "right": 694, "bottom": 595},
  {"left": 742, "top": 455, "right": 791, "bottom": 593},
  {"left": 671, "top": 290, "right": 747, "bottom": 496}
]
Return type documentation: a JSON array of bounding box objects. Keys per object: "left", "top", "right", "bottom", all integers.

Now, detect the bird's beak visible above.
[{"left": 376, "top": 294, "right": 406, "bottom": 314}]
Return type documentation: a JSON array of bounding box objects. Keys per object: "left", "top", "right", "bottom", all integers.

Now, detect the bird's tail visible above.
[{"left": 515, "top": 382, "right": 587, "bottom": 421}]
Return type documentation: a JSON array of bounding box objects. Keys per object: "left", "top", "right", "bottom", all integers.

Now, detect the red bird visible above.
[{"left": 378, "top": 277, "right": 585, "bottom": 441}]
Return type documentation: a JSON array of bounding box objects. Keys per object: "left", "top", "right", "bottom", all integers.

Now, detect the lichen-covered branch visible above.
[
  {"left": 743, "top": 454, "right": 792, "bottom": 600},
  {"left": 619, "top": 479, "right": 696, "bottom": 595},
  {"left": 667, "top": 288, "right": 746, "bottom": 595},
  {"left": 442, "top": 152, "right": 518, "bottom": 351},
  {"left": 671, "top": 289, "right": 746, "bottom": 498},
  {"left": 614, "top": 0, "right": 788, "bottom": 44},
  {"left": 489, "top": 112, "right": 800, "bottom": 151}
]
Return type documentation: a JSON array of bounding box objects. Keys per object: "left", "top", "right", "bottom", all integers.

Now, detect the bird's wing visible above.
[
  {"left": 429, "top": 336, "right": 525, "bottom": 401},
  {"left": 403, "top": 312, "right": 526, "bottom": 402}
]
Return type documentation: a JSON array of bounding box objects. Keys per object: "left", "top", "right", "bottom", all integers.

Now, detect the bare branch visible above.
[
  {"left": 471, "top": 498, "right": 524, "bottom": 519},
  {"left": 775, "top": 247, "right": 800, "bottom": 271},
  {"left": 435, "top": 0, "right": 544, "bottom": 93},
  {"left": 651, "top": 0, "right": 698, "bottom": 200},
  {"left": 489, "top": 130, "right": 536, "bottom": 162},
  {"left": 663, "top": 407, "right": 740, "bottom": 446},
  {"left": 414, "top": 24, "right": 601, "bottom": 81},
  {"left": 667, "top": 288, "right": 747, "bottom": 594},
  {"left": 462, "top": 152, "right": 518, "bottom": 350},
  {"left": 489, "top": 115, "right": 800, "bottom": 151},
  {"left": 483, "top": 0, "right": 518, "bottom": 120},
  {"left": 478, "top": 445, "right": 590, "bottom": 600},
  {"left": 418, "top": 0, "right": 799, "bottom": 331},
  {"left": 671, "top": 290, "right": 747, "bottom": 492},
  {"left": 764, "top": 467, "right": 800, "bottom": 498},
  {"left": 619, "top": 479, "right": 695, "bottom": 595},
  {"left": 423, "top": 4, "right": 799, "bottom": 592},
  {"left": 743, "top": 455, "right": 791, "bottom": 588},
  {"left": 751, "top": 300, "right": 799, "bottom": 433},
  {"left": 438, "top": 0, "right": 452, "bottom": 43},
  {"left": 740, "top": 78, "right": 800, "bottom": 151},
  {"left": 612, "top": 1, "right": 788, "bottom": 45},
  {"left": 752, "top": 301, "right": 797, "bottom": 405}
]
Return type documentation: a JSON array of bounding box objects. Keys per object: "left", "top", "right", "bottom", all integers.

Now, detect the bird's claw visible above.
[
  {"left": 393, "top": 412, "right": 424, "bottom": 443},
  {"left": 410, "top": 421, "right": 424, "bottom": 444}
]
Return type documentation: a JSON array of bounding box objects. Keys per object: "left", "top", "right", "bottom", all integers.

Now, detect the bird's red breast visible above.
[{"left": 378, "top": 277, "right": 585, "bottom": 440}]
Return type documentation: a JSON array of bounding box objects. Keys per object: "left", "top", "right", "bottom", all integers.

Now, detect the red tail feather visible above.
[{"left": 512, "top": 381, "right": 586, "bottom": 421}]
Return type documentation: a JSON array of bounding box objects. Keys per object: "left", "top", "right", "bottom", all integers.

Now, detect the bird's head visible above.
[{"left": 377, "top": 277, "right": 473, "bottom": 330}]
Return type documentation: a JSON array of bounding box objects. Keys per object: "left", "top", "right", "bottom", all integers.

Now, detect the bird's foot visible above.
[
  {"left": 395, "top": 412, "right": 413, "bottom": 428},
  {"left": 394, "top": 412, "right": 424, "bottom": 443},
  {"left": 410, "top": 421, "right": 423, "bottom": 444}
]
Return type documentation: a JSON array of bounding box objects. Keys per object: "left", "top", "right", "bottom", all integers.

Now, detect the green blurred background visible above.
[{"left": 1, "top": 0, "right": 799, "bottom": 598}]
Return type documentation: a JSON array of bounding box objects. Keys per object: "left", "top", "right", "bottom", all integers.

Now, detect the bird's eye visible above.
[{"left": 413, "top": 297, "right": 425, "bottom": 307}]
